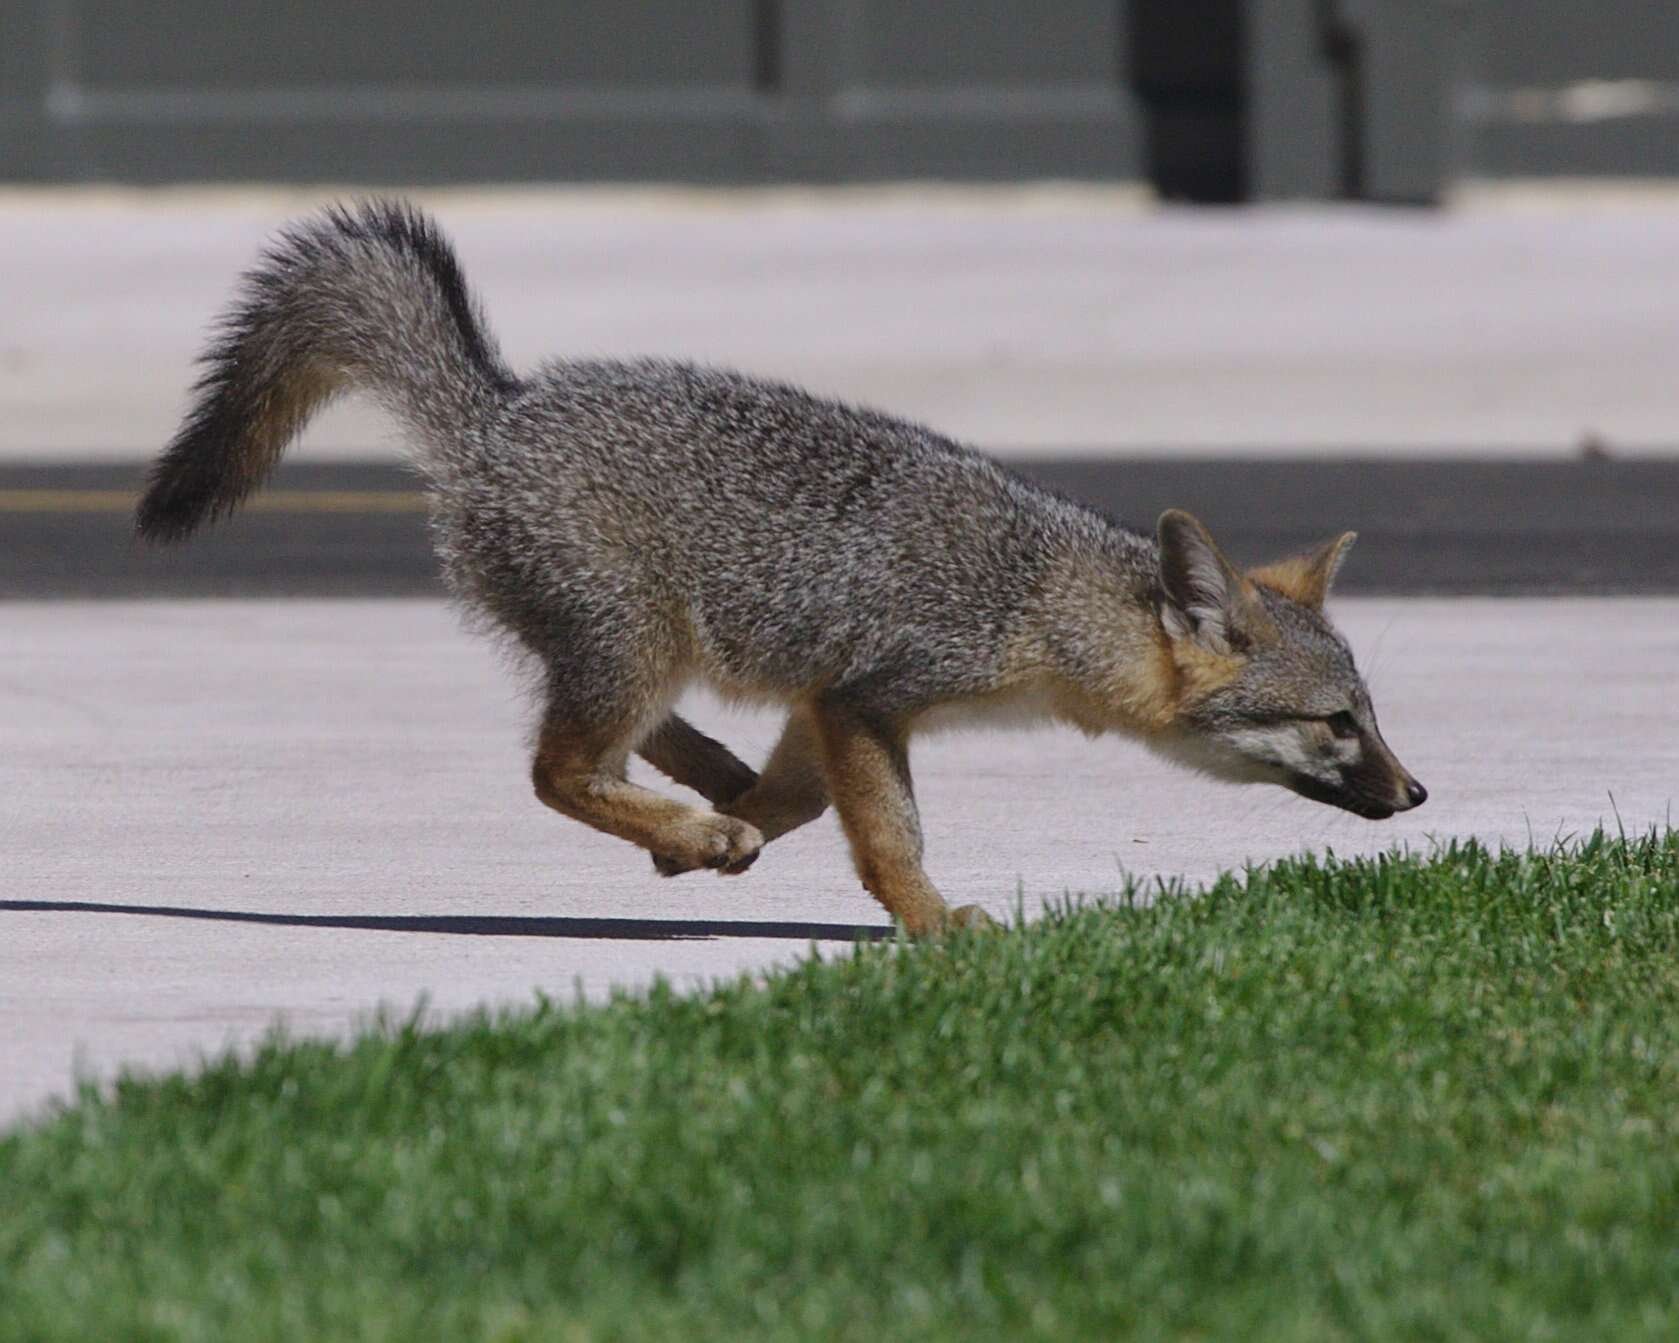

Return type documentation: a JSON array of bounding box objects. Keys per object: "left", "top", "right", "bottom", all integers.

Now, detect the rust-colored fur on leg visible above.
[
  {"left": 533, "top": 715, "right": 762, "bottom": 876},
  {"left": 723, "top": 707, "right": 830, "bottom": 843},
  {"left": 812, "top": 703, "right": 987, "bottom": 935}
]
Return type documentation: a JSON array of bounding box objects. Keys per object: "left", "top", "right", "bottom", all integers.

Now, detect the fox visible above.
[{"left": 137, "top": 200, "right": 1426, "bottom": 935}]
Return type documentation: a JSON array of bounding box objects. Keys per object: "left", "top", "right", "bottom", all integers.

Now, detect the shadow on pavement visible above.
[{"left": 0, "top": 900, "right": 892, "bottom": 943}]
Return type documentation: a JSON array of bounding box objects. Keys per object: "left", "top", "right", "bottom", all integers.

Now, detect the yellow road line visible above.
[{"left": 0, "top": 489, "right": 428, "bottom": 514}]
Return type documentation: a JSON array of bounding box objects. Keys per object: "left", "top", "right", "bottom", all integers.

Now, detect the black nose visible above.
[{"left": 1406, "top": 780, "right": 1428, "bottom": 807}]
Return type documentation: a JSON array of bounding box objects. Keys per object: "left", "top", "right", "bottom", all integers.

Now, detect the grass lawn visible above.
[{"left": 5, "top": 831, "right": 1679, "bottom": 1341}]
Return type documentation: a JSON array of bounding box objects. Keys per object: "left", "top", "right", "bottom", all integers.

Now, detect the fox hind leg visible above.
[{"left": 533, "top": 708, "right": 763, "bottom": 878}]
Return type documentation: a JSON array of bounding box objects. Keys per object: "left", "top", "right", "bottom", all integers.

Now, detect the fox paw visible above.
[
  {"left": 651, "top": 816, "right": 764, "bottom": 878},
  {"left": 947, "top": 904, "right": 998, "bottom": 932},
  {"left": 897, "top": 902, "right": 999, "bottom": 938}
]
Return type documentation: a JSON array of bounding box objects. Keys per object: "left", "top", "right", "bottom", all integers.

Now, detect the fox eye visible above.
[{"left": 1325, "top": 711, "right": 1358, "bottom": 739}]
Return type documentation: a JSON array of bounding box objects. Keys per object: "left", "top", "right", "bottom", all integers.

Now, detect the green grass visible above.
[{"left": 6, "top": 832, "right": 1679, "bottom": 1341}]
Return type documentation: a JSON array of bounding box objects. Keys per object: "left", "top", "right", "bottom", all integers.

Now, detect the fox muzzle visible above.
[{"left": 1285, "top": 767, "right": 1427, "bottom": 820}]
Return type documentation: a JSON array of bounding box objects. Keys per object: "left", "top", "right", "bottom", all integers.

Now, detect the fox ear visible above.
[
  {"left": 1249, "top": 531, "right": 1357, "bottom": 609},
  {"left": 1156, "top": 509, "right": 1258, "bottom": 655}
]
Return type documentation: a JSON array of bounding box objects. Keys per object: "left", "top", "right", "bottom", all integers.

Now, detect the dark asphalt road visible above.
[{"left": 4, "top": 458, "right": 1676, "bottom": 598}]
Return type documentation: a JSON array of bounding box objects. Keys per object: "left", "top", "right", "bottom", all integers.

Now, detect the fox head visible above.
[{"left": 1151, "top": 510, "right": 1426, "bottom": 820}]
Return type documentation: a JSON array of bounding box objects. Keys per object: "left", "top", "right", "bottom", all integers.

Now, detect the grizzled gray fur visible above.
[{"left": 139, "top": 200, "right": 1424, "bottom": 933}]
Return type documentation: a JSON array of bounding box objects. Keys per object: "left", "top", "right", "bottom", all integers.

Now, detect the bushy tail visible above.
[{"left": 136, "top": 199, "right": 516, "bottom": 542}]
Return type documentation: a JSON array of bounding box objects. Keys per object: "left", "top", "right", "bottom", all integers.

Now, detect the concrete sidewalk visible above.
[
  {"left": 5, "top": 596, "right": 1676, "bottom": 1128},
  {"left": 4, "top": 185, "right": 1679, "bottom": 459}
]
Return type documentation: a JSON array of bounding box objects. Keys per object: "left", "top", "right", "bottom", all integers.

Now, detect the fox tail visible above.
[{"left": 136, "top": 200, "right": 514, "bottom": 542}]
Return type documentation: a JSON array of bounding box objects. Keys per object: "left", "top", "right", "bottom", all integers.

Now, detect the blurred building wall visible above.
[
  {"left": 0, "top": 0, "right": 1140, "bottom": 183},
  {"left": 1463, "top": 7, "right": 1679, "bottom": 177},
  {"left": 1, "top": 1, "right": 1676, "bottom": 192}
]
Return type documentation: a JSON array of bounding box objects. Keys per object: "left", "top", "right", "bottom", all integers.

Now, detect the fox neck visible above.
[{"left": 1024, "top": 544, "right": 1221, "bottom": 742}]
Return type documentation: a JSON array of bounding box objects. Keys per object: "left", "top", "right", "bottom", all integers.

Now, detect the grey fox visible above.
[{"left": 138, "top": 201, "right": 1425, "bottom": 935}]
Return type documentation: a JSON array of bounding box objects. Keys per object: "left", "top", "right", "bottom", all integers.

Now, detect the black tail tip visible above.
[
  {"left": 134, "top": 499, "right": 197, "bottom": 544},
  {"left": 135, "top": 499, "right": 200, "bottom": 544},
  {"left": 135, "top": 461, "right": 219, "bottom": 544}
]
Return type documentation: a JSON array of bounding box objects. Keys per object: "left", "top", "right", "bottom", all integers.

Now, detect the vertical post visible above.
[
  {"left": 1246, "top": 0, "right": 1342, "bottom": 199},
  {"left": 1128, "top": 0, "right": 1247, "bottom": 202},
  {"left": 760, "top": 0, "right": 858, "bottom": 180},
  {"left": 1341, "top": 0, "right": 1465, "bottom": 203}
]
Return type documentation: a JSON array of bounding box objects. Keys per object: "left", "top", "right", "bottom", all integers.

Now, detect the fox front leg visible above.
[
  {"left": 721, "top": 706, "right": 830, "bottom": 844},
  {"left": 647, "top": 708, "right": 833, "bottom": 879},
  {"left": 812, "top": 702, "right": 991, "bottom": 936},
  {"left": 637, "top": 713, "right": 759, "bottom": 808}
]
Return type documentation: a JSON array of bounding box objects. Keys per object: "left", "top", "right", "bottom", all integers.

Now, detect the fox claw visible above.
[
  {"left": 718, "top": 849, "right": 759, "bottom": 876},
  {"left": 651, "top": 816, "right": 763, "bottom": 878}
]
